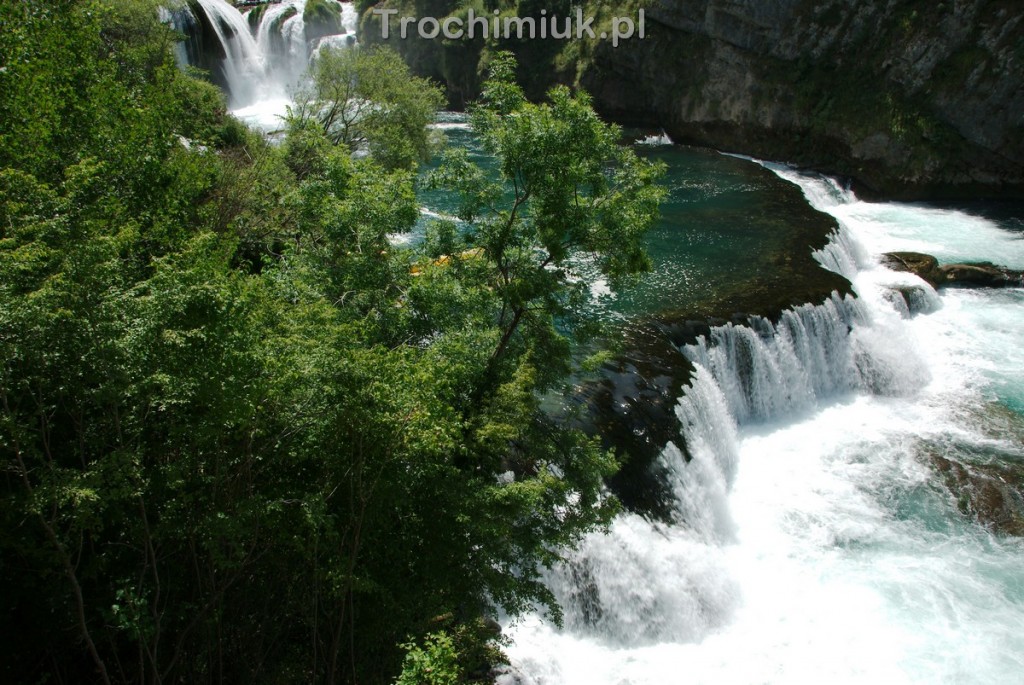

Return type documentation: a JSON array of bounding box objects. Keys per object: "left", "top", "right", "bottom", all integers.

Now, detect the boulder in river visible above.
[
  {"left": 882, "top": 252, "right": 1024, "bottom": 288},
  {"left": 938, "top": 263, "right": 1024, "bottom": 287},
  {"left": 879, "top": 252, "right": 944, "bottom": 287}
]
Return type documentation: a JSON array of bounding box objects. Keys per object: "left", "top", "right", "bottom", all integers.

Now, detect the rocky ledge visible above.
[{"left": 581, "top": 0, "right": 1024, "bottom": 200}]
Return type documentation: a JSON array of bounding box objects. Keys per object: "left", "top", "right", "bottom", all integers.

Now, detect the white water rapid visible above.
[{"left": 499, "top": 164, "right": 1024, "bottom": 684}]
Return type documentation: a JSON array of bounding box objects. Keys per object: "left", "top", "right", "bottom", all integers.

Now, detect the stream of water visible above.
[{"left": 168, "top": 0, "right": 358, "bottom": 128}]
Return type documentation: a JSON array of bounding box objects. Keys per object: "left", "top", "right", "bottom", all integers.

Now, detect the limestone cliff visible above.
[
  {"left": 362, "top": 0, "right": 1024, "bottom": 199},
  {"left": 583, "top": 0, "right": 1024, "bottom": 199}
]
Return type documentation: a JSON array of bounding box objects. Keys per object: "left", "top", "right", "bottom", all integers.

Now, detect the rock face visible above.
[
  {"left": 881, "top": 251, "right": 1024, "bottom": 287},
  {"left": 363, "top": 0, "right": 1024, "bottom": 199},
  {"left": 581, "top": 0, "right": 1024, "bottom": 199}
]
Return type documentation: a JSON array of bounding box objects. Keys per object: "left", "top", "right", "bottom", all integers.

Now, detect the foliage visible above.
[
  {"left": 288, "top": 46, "right": 445, "bottom": 170},
  {"left": 394, "top": 632, "right": 462, "bottom": 685},
  {"left": 0, "top": 5, "right": 662, "bottom": 683}
]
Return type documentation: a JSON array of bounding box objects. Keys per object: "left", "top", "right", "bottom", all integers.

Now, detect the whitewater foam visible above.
[{"left": 500, "top": 162, "right": 1024, "bottom": 684}]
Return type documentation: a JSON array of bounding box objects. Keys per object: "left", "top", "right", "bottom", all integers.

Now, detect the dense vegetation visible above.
[{"left": 0, "top": 1, "right": 663, "bottom": 683}]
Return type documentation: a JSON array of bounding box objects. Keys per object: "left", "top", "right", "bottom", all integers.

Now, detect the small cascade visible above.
[
  {"left": 681, "top": 294, "right": 866, "bottom": 425},
  {"left": 635, "top": 131, "right": 673, "bottom": 146},
  {"left": 767, "top": 164, "right": 855, "bottom": 209},
  {"left": 254, "top": 1, "right": 304, "bottom": 59},
  {"left": 664, "top": 368, "right": 740, "bottom": 541},
  {"left": 315, "top": 2, "right": 360, "bottom": 52},
  {"left": 813, "top": 225, "right": 869, "bottom": 280}
]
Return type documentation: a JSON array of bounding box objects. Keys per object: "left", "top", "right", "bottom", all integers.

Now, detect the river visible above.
[{"left": 498, "top": 163, "right": 1024, "bottom": 685}]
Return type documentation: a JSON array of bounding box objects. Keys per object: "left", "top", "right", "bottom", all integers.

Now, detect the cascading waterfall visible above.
[
  {"left": 254, "top": 1, "right": 304, "bottom": 54},
  {"left": 813, "top": 225, "right": 868, "bottom": 281},
  {"left": 681, "top": 294, "right": 865, "bottom": 425},
  {"left": 190, "top": 0, "right": 264, "bottom": 106},
  {"left": 166, "top": 0, "right": 359, "bottom": 124},
  {"left": 499, "top": 161, "right": 1024, "bottom": 683}
]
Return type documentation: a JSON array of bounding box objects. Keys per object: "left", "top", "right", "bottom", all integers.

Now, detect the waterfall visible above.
[
  {"left": 252, "top": 0, "right": 319, "bottom": 99},
  {"left": 499, "top": 161, "right": 1024, "bottom": 683},
  {"left": 507, "top": 227, "right": 930, "bottom": 660},
  {"left": 190, "top": 0, "right": 264, "bottom": 107},
  {"left": 255, "top": 1, "right": 306, "bottom": 55},
  {"left": 681, "top": 294, "right": 865, "bottom": 425},
  {"left": 316, "top": 2, "right": 360, "bottom": 53},
  {"left": 160, "top": 6, "right": 199, "bottom": 70},
  {"left": 813, "top": 225, "right": 869, "bottom": 281},
  {"left": 166, "top": 0, "right": 358, "bottom": 121}
]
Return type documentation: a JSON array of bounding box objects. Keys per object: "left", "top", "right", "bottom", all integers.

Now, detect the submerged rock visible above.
[{"left": 932, "top": 455, "right": 1024, "bottom": 536}]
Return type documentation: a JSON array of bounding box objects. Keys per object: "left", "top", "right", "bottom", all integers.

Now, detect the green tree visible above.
[
  {"left": 288, "top": 46, "right": 445, "bottom": 170},
  {"left": 427, "top": 51, "right": 667, "bottom": 393}
]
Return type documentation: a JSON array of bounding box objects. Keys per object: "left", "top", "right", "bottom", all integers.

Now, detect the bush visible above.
[{"left": 394, "top": 632, "right": 463, "bottom": 685}]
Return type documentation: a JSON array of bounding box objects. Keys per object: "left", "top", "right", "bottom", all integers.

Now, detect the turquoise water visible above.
[
  {"left": 609, "top": 144, "right": 841, "bottom": 320},
  {"left": 419, "top": 119, "right": 843, "bottom": 325}
]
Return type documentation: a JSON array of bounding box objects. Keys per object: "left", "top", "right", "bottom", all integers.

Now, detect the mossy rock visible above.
[
  {"left": 881, "top": 252, "right": 943, "bottom": 287},
  {"left": 246, "top": 4, "right": 267, "bottom": 30},
  {"left": 304, "top": 0, "right": 343, "bottom": 44}
]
